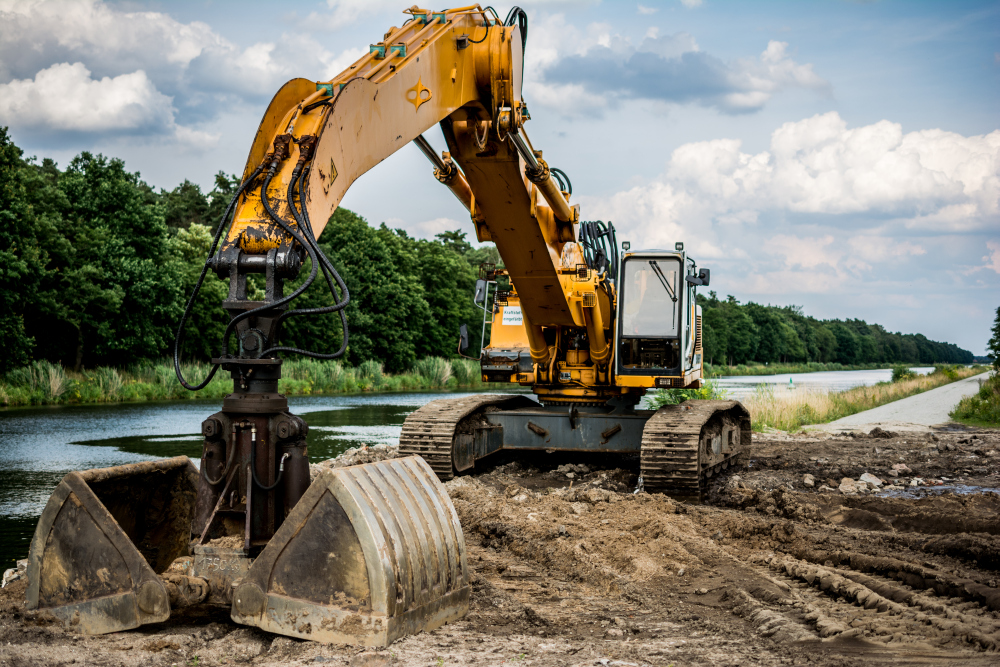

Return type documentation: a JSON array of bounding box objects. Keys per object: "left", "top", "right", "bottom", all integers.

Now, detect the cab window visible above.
[{"left": 620, "top": 258, "right": 680, "bottom": 337}]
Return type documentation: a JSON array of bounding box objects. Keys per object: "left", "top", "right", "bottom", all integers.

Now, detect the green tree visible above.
[
  {"left": 314, "top": 209, "right": 432, "bottom": 372},
  {"left": 699, "top": 292, "right": 729, "bottom": 366},
  {"left": 829, "top": 322, "right": 859, "bottom": 365},
  {"left": 169, "top": 223, "right": 230, "bottom": 360},
  {"left": 23, "top": 153, "right": 180, "bottom": 368},
  {"left": 724, "top": 298, "right": 758, "bottom": 364},
  {"left": 206, "top": 172, "right": 241, "bottom": 228},
  {"left": 988, "top": 306, "right": 1000, "bottom": 370},
  {"left": 0, "top": 128, "right": 42, "bottom": 372},
  {"left": 161, "top": 179, "right": 209, "bottom": 230},
  {"left": 416, "top": 232, "right": 482, "bottom": 357},
  {"left": 746, "top": 303, "right": 785, "bottom": 363}
]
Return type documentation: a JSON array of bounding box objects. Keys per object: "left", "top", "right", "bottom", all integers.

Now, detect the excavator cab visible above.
[{"left": 614, "top": 248, "right": 707, "bottom": 389}]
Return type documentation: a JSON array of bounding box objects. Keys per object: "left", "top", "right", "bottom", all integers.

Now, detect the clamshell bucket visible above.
[
  {"left": 231, "top": 455, "right": 470, "bottom": 646},
  {"left": 25, "top": 457, "right": 200, "bottom": 634}
]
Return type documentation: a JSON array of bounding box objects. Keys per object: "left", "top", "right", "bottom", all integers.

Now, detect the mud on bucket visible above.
[
  {"left": 25, "top": 456, "right": 200, "bottom": 634},
  {"left": 230, "top": 455, "right": 470, "bottom": 646}
]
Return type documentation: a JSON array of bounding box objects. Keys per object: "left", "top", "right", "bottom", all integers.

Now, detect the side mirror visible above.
[
  {"left": 474, "top": 279, "right": 487, "bottom": 305},
  {"left": 458, "top": 324, "right": 470, "bottom": 353},
  {"left": 685, "top": 268, "right": 710, "bottom": 287}
]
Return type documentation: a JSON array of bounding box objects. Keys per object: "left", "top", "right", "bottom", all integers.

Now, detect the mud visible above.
[{"left": 2, "top": 428, "right": 999, "bottom": 666}]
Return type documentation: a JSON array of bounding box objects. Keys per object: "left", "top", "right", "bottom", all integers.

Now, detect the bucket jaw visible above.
[
  {"left": 231, "top": 456, "right": 470, "bottom": 646},
  {"left": 25, "top": 457, "right": 200, "bottom": 634},
  {"left": 25, "top": 454, "right": 469, "bottom": 646}
]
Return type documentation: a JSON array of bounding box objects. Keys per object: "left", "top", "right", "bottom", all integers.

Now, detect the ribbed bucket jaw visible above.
[
  {"left": 25, "top": 457, "right": 200, "bottom": 634},
  {"left": 230, "top": 455, "right": 470, "bottom": 646}
]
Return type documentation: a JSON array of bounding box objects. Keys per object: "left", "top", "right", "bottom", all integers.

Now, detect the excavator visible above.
[{"left": 25, "top": 3, "right": 749, "bottom": 648}]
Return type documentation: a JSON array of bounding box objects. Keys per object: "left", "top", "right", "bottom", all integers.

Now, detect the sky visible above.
[{"left": 1, "top": 0, "right": 998, "bottom": 355}]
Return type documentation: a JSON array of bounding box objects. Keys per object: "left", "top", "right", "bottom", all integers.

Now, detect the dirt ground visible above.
[{"left": 2, "top": 425, "right": 999, "bottom": 667}]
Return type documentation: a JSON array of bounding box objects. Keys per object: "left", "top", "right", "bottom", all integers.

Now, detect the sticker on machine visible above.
[{"left": 501, "top": 306, "right": 523, "bottom": 326}]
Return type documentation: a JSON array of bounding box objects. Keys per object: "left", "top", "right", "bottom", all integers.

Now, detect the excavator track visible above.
[
  {"left": 639, "top": 400, "right": 750, "bottom": 495},
  {"left": 399, "top": 394, "right": 535, "bottom": 480}
]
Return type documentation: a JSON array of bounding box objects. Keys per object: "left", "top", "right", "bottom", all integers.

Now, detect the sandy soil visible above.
[{"left": 2, "top": 425, "right": 999, "bottom": 667}]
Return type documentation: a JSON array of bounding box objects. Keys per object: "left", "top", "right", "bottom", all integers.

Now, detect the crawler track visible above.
[
  {"left": 639, "top": 400, "right": 750, "bottom": 495},
  {"left": 398, "top": 394, "right": 534, "bottom": 480}
]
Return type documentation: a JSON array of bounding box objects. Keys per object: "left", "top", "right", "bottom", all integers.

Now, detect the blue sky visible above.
[{"left": 1, "top": 0, "right": 998, "bottom": 354}]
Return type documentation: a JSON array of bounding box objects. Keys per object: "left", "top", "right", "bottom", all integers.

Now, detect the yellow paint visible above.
[{"left": 406, "top": 77, "right": 433, "bottom": 111}]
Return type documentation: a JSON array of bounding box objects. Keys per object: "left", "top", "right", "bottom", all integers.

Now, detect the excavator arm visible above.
[{"left": 221, "top": 4, "right": 608, "bottom": 383}]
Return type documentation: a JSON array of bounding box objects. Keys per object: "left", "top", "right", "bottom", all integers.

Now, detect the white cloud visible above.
[
  {"left": 383, "top": 216, "right": 467, "bottom": 239},
  {"left": 658, "top": 112, "right": 1000, "bottom": 223},
  {"left": 580, "top": 112, "right": 999, "bottom": 301},
  {"left": 637, "top": 4, "right": 658, "bottom": 15},
  {"left": 0, "top": 0, "right": 222, "bottom": 83},
  {"left": 305, "top": 0, "right": 408, "bottom": 31},
  {"left": 847, "top": 236, "right": 927, "bottom": 263},
  {"left": 537, "top": 25, "right": 827, "bottom": 114},
  {"left": 983, "top": 240, "right": 1000, "bottom": 274},
  {"left": 680, "top": 0, "right": 704, "bottom": 7},
  {"left": 0, "top": 0, "right": 357, "bottom": 141},
  {"left": 0, "top": 63, "right": 172, "bottom": 134},
  {"left": 770, "top": 234, "right": 839, "bottom": 269}
]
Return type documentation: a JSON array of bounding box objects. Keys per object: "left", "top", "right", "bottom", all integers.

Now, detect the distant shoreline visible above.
[{"left": 708, "top": 361, "right": 936, "bottom": 378}]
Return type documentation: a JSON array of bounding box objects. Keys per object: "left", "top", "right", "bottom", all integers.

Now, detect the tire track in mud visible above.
[{"left": 692, "top": 485, "right": 1000, "bottom": 656}]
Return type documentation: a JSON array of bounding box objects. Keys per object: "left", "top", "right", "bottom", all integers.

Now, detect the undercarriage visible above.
[{"left": 400, "top": 395, "right": 750, "bottom": 494}]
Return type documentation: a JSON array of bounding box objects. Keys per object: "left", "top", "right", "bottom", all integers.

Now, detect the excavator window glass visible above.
[
  {"left": 617, "top": 256, "right": 683, "bottom": 373},
  {"left": 621, "top": 258, "right": 680, "bottom": 336}
]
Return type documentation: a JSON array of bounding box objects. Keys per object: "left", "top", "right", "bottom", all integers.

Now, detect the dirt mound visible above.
[{"left": 2, "top": 427, "right": 1000, "bottom": 666}]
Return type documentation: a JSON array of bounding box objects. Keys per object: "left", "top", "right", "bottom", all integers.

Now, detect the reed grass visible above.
[
  {"left": 0, "top": 356, "right": 494, "bottom": 408},
  {"left": 743, "top": 365, "right": 984, "bottom": 432}
]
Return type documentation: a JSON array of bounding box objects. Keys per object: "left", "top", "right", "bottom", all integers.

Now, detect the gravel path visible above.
[{"left": 810, "top": 371, "right": 990, "bottom": 433}]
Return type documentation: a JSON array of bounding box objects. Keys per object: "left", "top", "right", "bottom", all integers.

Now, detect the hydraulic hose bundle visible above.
[
  {"left": 173, "top": 112, "right": 351, "bottom": 390},
  {"left": 579, "top": 220, "right": 619, "bottom": 280}
]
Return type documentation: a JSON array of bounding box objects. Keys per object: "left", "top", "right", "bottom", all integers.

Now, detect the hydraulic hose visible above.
[
  {"left": 550, "top": 167, "right": 572, "bottom": 195},
  {"left": 262, "top": 166, "right": 350, "bottom": 359},
  {"left": 174, "top": 163, "right": 265, "bottom": 390},
  {"left": 579, "top": 220, "right": 619, "bottom": 279},
  {"left": 179, "top": 77, "right": 360, "bottom": 380},
  {"left": 249, "top": 425, "right": 286, "bottom": 491},
  {"left": 201, "top": 426, "right": 237, "bottom": 486},
  {"left": 217, "top": 165, "right": 321, "bottom": 356}
]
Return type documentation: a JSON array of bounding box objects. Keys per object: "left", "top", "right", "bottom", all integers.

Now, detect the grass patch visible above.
[
  {"left": 950, "top": 372, "right": 1000, "bottom": 427},
  {"left": 743, "top": 365, "right": 985, "bottom": 432},
  {"left": 1, "top": 357, "right": 497, "bottom": 408},
  {"left": 648, "top": 379, "right": 729, "bottom": 408}
]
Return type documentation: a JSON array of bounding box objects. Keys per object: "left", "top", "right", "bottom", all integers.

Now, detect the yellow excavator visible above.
[{"left": 25, "top": 4, "right": 748, "bottom": 647}]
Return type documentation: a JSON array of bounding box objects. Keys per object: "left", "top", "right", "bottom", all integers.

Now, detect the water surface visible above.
[{"left": 714, "top": 367, "right": 935, "bottom": 399}]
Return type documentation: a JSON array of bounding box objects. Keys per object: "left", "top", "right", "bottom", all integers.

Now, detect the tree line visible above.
[
  {"left": 698, "top": 292, "right": 974, "bottom": 366},
  {"left": 0, "top": 128, "right": 972, "bottom": 376},
  {"left": 0, "top": 129, "right": 496, "bottom": 374}
]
